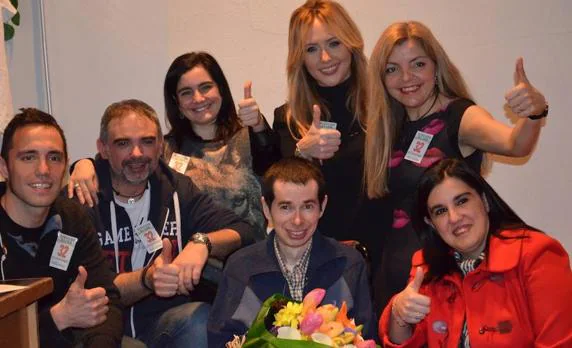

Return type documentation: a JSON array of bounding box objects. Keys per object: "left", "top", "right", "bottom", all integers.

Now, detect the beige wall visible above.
[{"left": 9, "top": 0, "right": 572, "bottom": 253}]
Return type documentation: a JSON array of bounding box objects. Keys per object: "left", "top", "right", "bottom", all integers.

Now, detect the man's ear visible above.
[
  {"left": 481, "top": 193, "right": 490, "bottom": 213},
  {"left": 0, "top": 157, "right": 9, "bottom": 180},
  {"left": 261, "top": 197, "right": 272, "bottom": 225},
  {"left": 424, "top": 216, "right": 435, "bottom": 229},
  {"left": 319, "top": 195, "right": 328, "bottom": 217},
  {"left": 96, "top": 139, "right": 108, "bottom": 159}
]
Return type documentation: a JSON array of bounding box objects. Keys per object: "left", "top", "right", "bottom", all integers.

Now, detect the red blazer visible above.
[{"left": 379, "top": 229, "right": 572, "bottom": 347}]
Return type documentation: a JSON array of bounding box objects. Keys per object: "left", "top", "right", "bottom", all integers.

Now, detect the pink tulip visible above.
[
  {"left": 356, "top": 339, "right": 377, "bottom": 348},
  {"left": 300, "top": 312, "right": 323, "bottom": 335},
  {"left": 302, "top": 288, "right": 326, "bottom": 315}
]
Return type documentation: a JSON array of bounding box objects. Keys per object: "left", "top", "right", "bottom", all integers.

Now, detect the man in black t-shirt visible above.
[{"left": 0, "top": 109, "right": 122, "bottom": 347}]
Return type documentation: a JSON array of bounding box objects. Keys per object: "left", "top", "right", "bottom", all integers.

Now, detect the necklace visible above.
[
  {"left": 112, "top": 186, "right": 147, "bottom": 204},
  {"left": 410, "top": 93, "right": 440, "bottom": 121}
]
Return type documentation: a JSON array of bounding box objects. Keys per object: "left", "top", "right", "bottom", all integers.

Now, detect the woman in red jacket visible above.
[{"left": 379, "top": 158, "right": 572, "bottom": 347}]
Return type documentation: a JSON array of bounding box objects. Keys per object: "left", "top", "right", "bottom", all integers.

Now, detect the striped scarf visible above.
[{"left": 454, "top": 251, "right": 486, "bottom": 348}]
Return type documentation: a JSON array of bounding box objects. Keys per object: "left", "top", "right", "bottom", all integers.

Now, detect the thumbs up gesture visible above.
[
  {"left": 505, "top": 57, "right": 547, "bottom": 118},
  {"left": 148, "top": 239, "right": 180, "bottom": 298},
  {"left": 391, "top": 267, "right": 431, "bottom": 326},
  {"left": 295, "top": 105, "right": 341, "bottom": 160},
  {"left": 50, "top": 266, "right": 109, "bottom": 330},
  {"left": 238, "top": 81, "right": 265, "bottom": 132}
]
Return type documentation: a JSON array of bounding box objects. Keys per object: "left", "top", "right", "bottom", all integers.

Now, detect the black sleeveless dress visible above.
[{"left": 373, "top": 98, "right": 483, "bottom": 314}]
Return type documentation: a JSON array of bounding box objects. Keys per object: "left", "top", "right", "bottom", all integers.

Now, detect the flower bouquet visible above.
[{"left": 229, "top": 288, "right": 377, "bottom": 348}]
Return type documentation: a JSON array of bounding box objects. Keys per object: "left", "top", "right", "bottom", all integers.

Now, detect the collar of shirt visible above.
[{"left": 273, "top": 237, "right": 312, "bottom": 301}]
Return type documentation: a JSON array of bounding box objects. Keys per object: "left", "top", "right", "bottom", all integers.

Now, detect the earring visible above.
[{"left": 481, "top": 193, "right": 490, "bottom": 212}]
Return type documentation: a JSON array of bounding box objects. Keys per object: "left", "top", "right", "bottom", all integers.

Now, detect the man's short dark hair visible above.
[
  {"left": 99, "top": 99, "right": 162, "bottom": 143},
  {"left": 1, "top": 108, "right": 68, "bottom": 160},
  {"left": 262, "top": 157, "right": 326, "bottom": 206}
]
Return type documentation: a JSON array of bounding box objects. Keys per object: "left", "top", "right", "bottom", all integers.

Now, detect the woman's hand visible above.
[
  {"left": 392, "top": 267, "right": 431, "bottom": 326},
  {"left": 296, "top": 105, "right": 341, "bottom": 160},
  {"left": 238, "top": 81, "right": 265, "bottom": 132},
  {"left": 505, "top": 57, "right": 547, "bottom": 118},
  {"left": 67, "top": 159, "right": 99, "bottom": 207}
]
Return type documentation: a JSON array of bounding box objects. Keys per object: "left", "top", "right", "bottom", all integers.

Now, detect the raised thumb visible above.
[
  {"left": 244, "top": 81, "right": 252, "bottom": 99},
  {"left": 73, "top": 265, "right": 88, "bottom": 289},
  {"left": 513, "top": 57, "right": 529, "bottom": 85},
  {"left": 160, "top": 238, "right": 173, "bottom": 264},
  {"left": 312, "top": 104, "right": 321, "bottom": 128},
  {"left": 410, "top": 266, "right": 425, "bottom": 292}
]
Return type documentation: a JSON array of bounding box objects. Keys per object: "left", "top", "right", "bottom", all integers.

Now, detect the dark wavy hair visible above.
[
  {"left": 163, "top": 52, "right": 241, "bottom": 147},
  {"left": 413, "top": 159, "right": 538, "bottom": 281}
]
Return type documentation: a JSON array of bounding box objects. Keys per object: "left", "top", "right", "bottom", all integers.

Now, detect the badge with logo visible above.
[
  {"left": 319, "top": 121, "right": 337, "bottom": 130},
  {"left": 50, "top": 232, "right": 78, "bottom": 271},
  {"left": 168, "top": 152, "right": 191, "bottom": 174},
  {"left": 134, "top": 221, "right": 163, "bottom": 253},
  {"left": 404, "top": 130, "right": 434, "bottom": 164}
]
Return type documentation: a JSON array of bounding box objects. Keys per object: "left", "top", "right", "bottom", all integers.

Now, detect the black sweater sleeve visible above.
[
  {"left": 249, "top": 114, "right": 282, "bottom": 176},
  {"left": 273, "top": 104, "right": 298, "bottom": 158}
]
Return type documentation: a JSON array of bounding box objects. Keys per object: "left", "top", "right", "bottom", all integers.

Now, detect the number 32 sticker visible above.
[{"left": 405, "top": 131, "right": 434, "bottom": 164}]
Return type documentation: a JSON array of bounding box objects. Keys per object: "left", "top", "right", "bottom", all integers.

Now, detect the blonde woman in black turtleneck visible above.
[{"left": 271, "top": 0, "right": 377, "bottom": 246}]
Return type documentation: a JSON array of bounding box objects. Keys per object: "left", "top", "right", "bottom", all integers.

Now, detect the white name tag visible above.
[
  {"left": 319, "top": 121, "right": 337, "bottom": 130},
  {"left": 168, "top": 152, "right": 191, "bottom": 174},
  {"left": 404, "top": 131, "right": 434, "bottom": 164},
  {"left": 133, "top": 221, "right": 162, "bottom": 254},
  {"left": 49, "top": 232, "right": 78, "bottom": 271}
]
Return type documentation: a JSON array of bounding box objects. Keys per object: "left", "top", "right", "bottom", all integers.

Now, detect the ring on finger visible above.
[{"left": 74, "top": 183, "right": 81, "bottom": 189}]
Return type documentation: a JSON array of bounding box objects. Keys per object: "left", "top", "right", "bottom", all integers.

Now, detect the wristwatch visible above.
[
  {"left": 528, "top": 104, "right": 549, "bottom": 120},
  {"left": 191, "top": 233, "right": 212, "bottom": 255}
]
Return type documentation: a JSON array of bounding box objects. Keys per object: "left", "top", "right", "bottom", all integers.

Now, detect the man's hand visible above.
[
  {"left": 148, "top": 239, "right": 180, "bottom": 297},
  {"left": 172, "top": 241, "right": 209, "bottom": 295},
  {"left": 50, "top": 266, "right": 109, "bottom": 330}
]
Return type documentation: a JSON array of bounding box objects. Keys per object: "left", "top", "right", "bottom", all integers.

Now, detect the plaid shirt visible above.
[{"left": 273, "top": 237, "right": 313, "bottom": 301}]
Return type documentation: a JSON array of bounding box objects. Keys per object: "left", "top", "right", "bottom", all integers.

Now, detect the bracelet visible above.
[
  {"left": 528, "top": 104, "right": 548, "bottom": 120},
  {"left": 140, "top": 264, "right": 153, "bottom": 292},
  {"left": 294, "top": 143, "right": 312, "bottom": 160}
]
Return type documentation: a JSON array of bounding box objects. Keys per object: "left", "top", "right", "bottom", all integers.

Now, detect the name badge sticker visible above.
[
  {"left": 168, "top": 152, "right": 191, "bottom": 174},
  {"left": 133, "top": 221, "right": 163, "bottom": 254},
  {"left": 50, "top": 232, "right": 78, "bottom": 271},
  {"left": 404, "top": 131, "right": 434, "bottom": 164},
  {"left": 319, "top": 121, "right": 337, "bottom": 130}
]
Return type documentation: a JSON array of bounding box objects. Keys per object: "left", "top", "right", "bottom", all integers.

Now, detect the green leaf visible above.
[
  {"left": 10, "top": 0, "right": 18, "bottom": 9},
  {"left": 4, "top": 23, "right": 14, "bottom": 41},
  {"left": 12, "top": 12, "right": 20, "bottom": 26}
]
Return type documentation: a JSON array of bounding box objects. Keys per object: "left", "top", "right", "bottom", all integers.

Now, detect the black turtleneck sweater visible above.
[{"left": 272, "top": 79, "right": 370, "bottom": 242}]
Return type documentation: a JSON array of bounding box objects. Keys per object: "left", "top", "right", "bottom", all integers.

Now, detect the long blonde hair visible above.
[
  {"left": 286, "top": 0, "right": 368, "bottom": 139},
  {"left": 364, "top": 21, "right": 473, "bottom": 198}
]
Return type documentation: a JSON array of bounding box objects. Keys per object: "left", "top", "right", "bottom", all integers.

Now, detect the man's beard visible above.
[{"left": 115, "top": 157, "right": 154, "bottom": 185}]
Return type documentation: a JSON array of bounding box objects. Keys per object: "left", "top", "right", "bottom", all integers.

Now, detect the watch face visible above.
[
  {"left": 193, "top": 233, "right": 212, "bottom": 253},
  {"left": 194, "top": 233, "right": 206, "bottom": 243}
]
